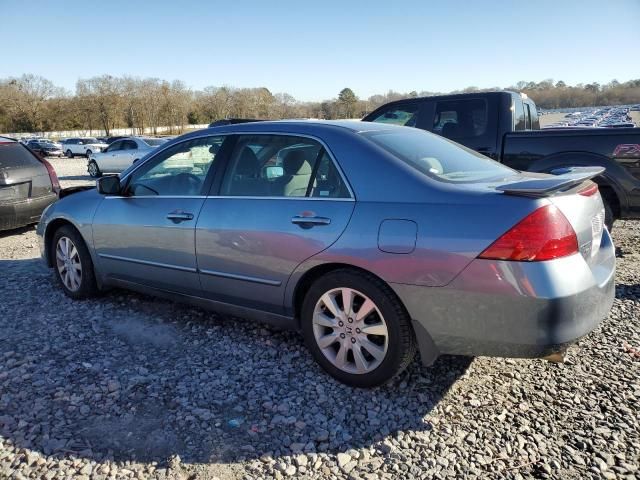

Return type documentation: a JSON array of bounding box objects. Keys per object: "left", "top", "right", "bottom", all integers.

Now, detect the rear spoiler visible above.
[{"left": 496, "top": 167, "right": 605, "bottom": 198}]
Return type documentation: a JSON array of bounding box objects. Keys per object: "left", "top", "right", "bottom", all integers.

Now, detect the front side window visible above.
[
  {"left": 125, "top": 136, "right": 224, "bottom": 196},
  {"left": 221, "top": 135, "right": 349, "bottom": 198},
  {"left": 432, "top": 99, "right": 488, "bottom": 139},
  {"left": 108, "top": 140, "right": 124, "bottom": 152},
  {"left": 370, "top": 103, "right": 420, "bottom": 127},
  {"left": 362, "top": 127, "right": 514, "bottom": 183}
]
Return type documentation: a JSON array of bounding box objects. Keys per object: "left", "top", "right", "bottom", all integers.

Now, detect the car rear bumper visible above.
[
  {"left": 391, "top": 228, "right": 616, "bottom": 362},
  {"left": 0, "top": 194, "right": 57, "bottom": 231}
]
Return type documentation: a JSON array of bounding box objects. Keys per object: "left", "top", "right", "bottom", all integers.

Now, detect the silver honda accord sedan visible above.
[{"left": 37, "top": 121, "right": 615, "bottom": 387}]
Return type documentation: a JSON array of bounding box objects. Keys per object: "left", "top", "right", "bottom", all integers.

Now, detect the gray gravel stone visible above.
[{"left": 0, "top": 160, "right": 638, "bottom": 479}]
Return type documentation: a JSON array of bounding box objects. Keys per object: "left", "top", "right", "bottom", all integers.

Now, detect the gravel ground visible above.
[{"left": 0, "top": 158, "right": 638, "bottom": 479}]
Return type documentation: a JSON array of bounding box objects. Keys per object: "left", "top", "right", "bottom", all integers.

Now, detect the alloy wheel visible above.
[
  {"left": 55, "top": 236, "right": 82, "bottom": 291},
  {"left": 312, "top": 287, "right": 389, "bottom": 374}
]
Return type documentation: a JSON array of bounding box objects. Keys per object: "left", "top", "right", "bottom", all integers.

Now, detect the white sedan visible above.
[{"left": 87, "top": 137, "right": 168, "bottom": 177}]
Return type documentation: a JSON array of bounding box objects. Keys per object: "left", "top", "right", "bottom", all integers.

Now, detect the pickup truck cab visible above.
[{"left": 363, "top": 91, "right": 640, "bottom": 229}]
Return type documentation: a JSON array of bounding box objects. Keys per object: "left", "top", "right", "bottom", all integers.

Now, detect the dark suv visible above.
[{"left": 0, "top": 137, "right": 60, "bottom": 231}]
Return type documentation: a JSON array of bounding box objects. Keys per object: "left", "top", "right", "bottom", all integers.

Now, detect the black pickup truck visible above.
[{"left": 362, "top": 91, "right": 640, "bottom": 229}]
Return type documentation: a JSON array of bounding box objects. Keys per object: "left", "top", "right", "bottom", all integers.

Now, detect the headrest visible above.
[
  {"left": 235, "top": 147, "right": 259, "bottom": 175},
  {"left": 283, "top": 150, "right": 312, "bottom": 175},
  {"left": 441, "top": 122, "right": 460, "bottom": 138}
]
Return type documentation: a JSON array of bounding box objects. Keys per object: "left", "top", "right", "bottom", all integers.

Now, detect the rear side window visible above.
[
  {"left": 432, "top": 99, "right": 488, "bottom": 139},
  {"left": 513, "top": 99, "right": 526, "bottom": 130},
  {"left": 362, "top": 127, "right": 514, "bottom": 183},
  {"left": 221, "top": 135, "right": 350, "bottom": 198},
  {"left": 0, "top": 143, "right": 42, "bottom": 168},
  {"left": 369, "top": 104, "right": 420, "bottom": 127}
]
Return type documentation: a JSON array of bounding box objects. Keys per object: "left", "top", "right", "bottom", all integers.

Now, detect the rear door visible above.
[
  {"left": 92, "top": 135, "right": 227, "bottom": 295},
  {"left": 430, "top": 97, "right": 499, "bottom": 158},
  {"left": 195, "top": 134, "right": 355, "bottom": 314},
  {"left": 100, "top": 140, "right": 124, "bottom": 171},
  {"left": 116, "top": 140, "right": 138, "bottom": 170}
]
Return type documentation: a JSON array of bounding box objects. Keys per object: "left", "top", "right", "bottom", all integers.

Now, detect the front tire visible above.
[
  {"left": 85, "top": 149, "right": 92, "bottom": 158},
  {"left": 51, "top": 225, "right": 98, "bottom": 299},
  {"left": 65, "top": 149, "right": 73, "bottom": 158},
  {"left": 88, "top": 160, "right": 101, "bottom": 178},
  {"left": 301, "top": 269, "right": 416, "bottom": 387}
]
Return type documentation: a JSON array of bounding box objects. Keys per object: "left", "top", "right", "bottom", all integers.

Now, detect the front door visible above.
[
  {"left": 92, "top": 134, "right": 227, "bottom": 295},
  {"left": 196, "top": 134, "right": 355, "bottom": 313}
]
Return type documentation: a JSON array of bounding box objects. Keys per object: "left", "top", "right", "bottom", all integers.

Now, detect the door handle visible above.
[
  {"left": 166, "top": 211, "right": 194, "bottom": 223},
  {"left": 291, "top": 215, "right": 331, "bottom": 227}
]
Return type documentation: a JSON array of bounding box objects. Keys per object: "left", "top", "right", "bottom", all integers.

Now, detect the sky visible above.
[{"left": 1, "top": 0, "right": 638, "bottom": 101}]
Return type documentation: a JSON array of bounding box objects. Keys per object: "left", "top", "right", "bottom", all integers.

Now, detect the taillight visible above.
[
  {"left": 578, "top": 183, "right": 598, "bottom": 197},
  {"left": 41, "top": 158, "right": 61, "bottom": 194},
  {"left": 478, "top": 205, "right": 578, "bottom": 261}
]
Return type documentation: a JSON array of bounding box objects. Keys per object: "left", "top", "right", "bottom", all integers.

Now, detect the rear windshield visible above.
[
  {"left": 361, "top": 127, "right": 514, "bottom": 183},
  {"left": 0, "top": 143, "right": 42, "bottom": 169}
]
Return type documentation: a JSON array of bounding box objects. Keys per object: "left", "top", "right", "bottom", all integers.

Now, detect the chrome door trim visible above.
[
  {"left": 103, "top": 195, "right": 354, "bottom": 202},
  {"left": 198, "top": 268, "right": 282, "bottom": 286},
  {"left": 205, "top": 195, "right": 355, "bottom": 202},
  {"left": 103, "top": 195, "right": 208, "bottom": 200},
  {"left": 98, "top": 253, "right": 198, "bottom": 273}
]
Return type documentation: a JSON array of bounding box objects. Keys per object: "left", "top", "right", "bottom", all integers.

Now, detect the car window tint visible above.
[
  {"left": 370, "top": 104, "right": 419, "bottom": 127},
  {"left": 0, "top": 143, "right": 42, "bottom": 168},
  {"left": 109, "top": 141, "right": 123, "bottom": 151},
  {"left": 309, "top": 151, "right": 350, "bottom": 198},
  {"left": 124, "top": 140, "right": 137, "bottom": 150},
  {"left": 221, "top": 135, "right": 324, "bottom": 197},
  {"left": 513, "top": 99, "right": 526, "bottom": 131},
  {"left": 432, "top": 99, "right": 488, "bottom": 139},
  {"left": 126, "top": 136, "right": 224, "bottom": 197}
]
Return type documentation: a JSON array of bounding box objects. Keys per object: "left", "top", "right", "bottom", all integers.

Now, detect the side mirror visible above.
[
  {"left": 265, "top": 166, "right": 284, "bottom": 179},
  {"left": 96, "top": 175, "right": 121, "bottom": 195}
]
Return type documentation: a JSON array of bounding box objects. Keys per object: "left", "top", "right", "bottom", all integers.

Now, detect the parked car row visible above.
[
  {"left": 544, "top": 105, "right": 638, "bottom": 129},
  {"left": 87, "top": 137, "right": 169, "bottom": 177}
]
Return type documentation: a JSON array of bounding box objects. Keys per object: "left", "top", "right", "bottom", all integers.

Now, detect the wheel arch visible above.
[
  {"left": 44, "top": 218, "right": 77, "bottom": 267},
  {"left": 289, "top": 261, "right": 439, "bottom": 366}
]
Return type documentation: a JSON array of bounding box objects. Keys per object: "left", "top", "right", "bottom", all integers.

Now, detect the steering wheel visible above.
[{"left": 170, "top": 172, "right": 202, "bottom": 195}]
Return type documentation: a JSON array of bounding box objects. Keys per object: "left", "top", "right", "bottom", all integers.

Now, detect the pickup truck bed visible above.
[{"left": 502, "top": 128, "right": 640, "bottom": 220}]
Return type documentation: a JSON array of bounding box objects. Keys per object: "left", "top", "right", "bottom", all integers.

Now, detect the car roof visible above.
[{"left": 194, "top": 119, "right": 401, "bottom": 137}]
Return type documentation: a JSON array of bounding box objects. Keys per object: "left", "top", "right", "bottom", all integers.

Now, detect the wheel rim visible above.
[
  {"left": 66, "top": 150, "right": 72, "bottom": 157},
  {"left": 312, "top": 287, "right": 389, "bottom": 375},
  {"left": 88, "top": 162, "right": 97, "bottom": 176},
  {"left": 55, "top": 236, "right": 82, "bottom": 291}
]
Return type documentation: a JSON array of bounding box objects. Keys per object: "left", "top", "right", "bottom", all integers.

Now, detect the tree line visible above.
[{"left": 1, "top": 74, "right": 638, "bottom": 134}]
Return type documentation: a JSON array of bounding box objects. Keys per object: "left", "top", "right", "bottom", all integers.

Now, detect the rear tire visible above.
[
  {"left": 301, "top": 269, "right": 416, "bottom": 387},
  {"left": 51, "top": 225, "right": 98, "bottom": 299},
  {"left": 85, "top": 149, "right": 92, "bottom": 158},
  {"left": 603, "top": 200, "right": 615, "bottom": 232}
]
